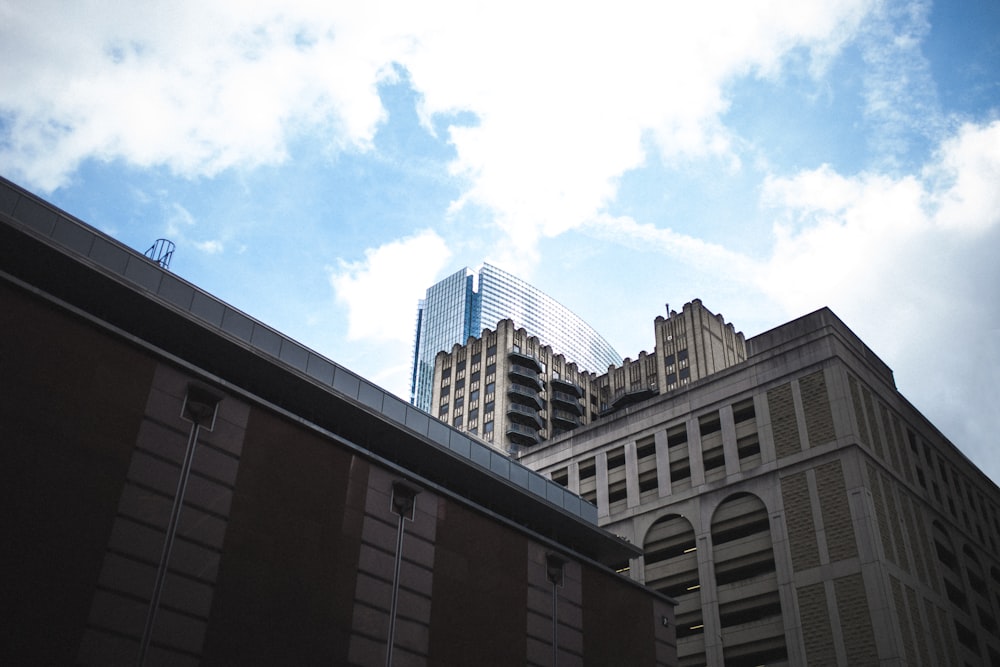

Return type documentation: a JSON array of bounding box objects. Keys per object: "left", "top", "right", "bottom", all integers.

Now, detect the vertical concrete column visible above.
[
  {"left": 768, "top": 495, "right": 808, "bottom": 666},
  {"left": 688, "top": 418, "right": 705, "bottom": 487},
  {"left": 596, "top": 450, "right": 610, "bottom": 519},
  {"left": 755, "top": 392, "right": 777, "bottom": 465},
  {"left": 791, "top": 378, "right": 810, "bottom": 452},
  {"left": 720, "top": 404, "right": 740, "bottom": 477},
  {"left": 567, "top": 460, "right": 580, "bottom": 495},
  {"left": 625, "top": 441, "right": 640, "bottom": 509},
  {"left": 654, "top": 429, "right": 672, "bottom": 498},
  {"left": 696, "top": 529, "right": 722, "bottom": 667}
]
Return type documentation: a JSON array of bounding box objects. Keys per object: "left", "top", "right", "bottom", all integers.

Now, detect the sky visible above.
[{"left": 2, "top": 1, "right": 998, "bottom": 485}]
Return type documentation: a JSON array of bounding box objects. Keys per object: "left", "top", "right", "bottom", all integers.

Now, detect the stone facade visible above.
[
  {"left": 521, "top": 308, "right": 1000, "bottom": 667},
  {"left": 432, "top": 299, "right": 745, "bottom": 455}
]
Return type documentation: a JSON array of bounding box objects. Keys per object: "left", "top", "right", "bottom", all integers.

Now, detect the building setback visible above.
[
  {"left": 519, "top": 306, "right": 1000, "bottom": 667},
  {"left": 431, "top": 300, "right": 746, "bottom": 455},
  {"left": 411, "top": 263, "right": 622, "bottom": 412},
  {"left": 0, "top": 175, "right": 675, "bottom": 667}
]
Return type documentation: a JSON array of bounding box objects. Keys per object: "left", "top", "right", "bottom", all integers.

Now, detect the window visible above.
[
  {"left": 484, "top": 421, "right": 494, "bottom": 433},
  {"left": 453, "top": 416, "right": 463, "bottom": 428},
  {"left": 469, "top": 408, "right": 479, "bottom": 421},
  {"left": 470, "top": 389, "right": 479, "bottom": 403},
  {"left": 486, "top": 382, "right": 495, "bottom": 394}
]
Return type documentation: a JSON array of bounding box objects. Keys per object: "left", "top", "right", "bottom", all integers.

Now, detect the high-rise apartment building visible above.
[
  {"left": 410, "top": 263, "right": 622, "bottom": 411},
  {"left": 520, "top": 307, "right": 1000, "bottom": 667},
  {"left": 431, "top": 299, "right": 746, "bottom": 455}
]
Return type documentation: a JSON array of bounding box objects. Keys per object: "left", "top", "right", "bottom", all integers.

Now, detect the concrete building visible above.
[
  {"left": 0, "top": 175, "right": 675, "bottom": 666},
  {"left": 431, "top": 300, "right": 746, "bottom": 455},
  {"left": 519, "top": 306, "right": 1000, "bottom": 666},
  {"left": 410, "top": 263, "right": 622, "bottom": 412}
]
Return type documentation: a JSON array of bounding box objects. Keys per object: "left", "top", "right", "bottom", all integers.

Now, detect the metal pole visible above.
[
  {"left": 137, "top": 420, "right": 202, "bottom": 666},
  {"left": 386, "top": 510, "right": 407, "bottom": 667},
  {"left": 551, "top": 579, "right": 559, "bottom": 667},
  {"left": 386, "top": 482, "right": 417, "bottom": 667}
]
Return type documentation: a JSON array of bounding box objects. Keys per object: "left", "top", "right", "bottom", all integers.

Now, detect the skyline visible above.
[{"left": 2, "top": 0, "right": 998, "bottom": 484}]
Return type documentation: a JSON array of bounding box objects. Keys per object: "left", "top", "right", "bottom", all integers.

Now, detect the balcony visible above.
[
  {"left": 610, "top": 384, "right": 658, "bottom": 410},
  {"left": 550, "top": 390, "right": 584, "bottom": 414},
  {"left": 508, "top": 349, "right": 542, "bottom": 372},
  {"left": 506, "top": 421, "right": 541, "bottom": 446},
  {"left": 508, "top": 363, "right": 543, "bottom": 389},
  {"left": 507, "top": 402, "right": 544, "bottom": 428},
  {"left": 551, "top": 409, "right": 581, "bottom": 429},
  {"left": 550, "top": 376, "right": 583, "bottom": 397},
  {"left": 507, "top": 383, "right": 544, "bottom": 409}
]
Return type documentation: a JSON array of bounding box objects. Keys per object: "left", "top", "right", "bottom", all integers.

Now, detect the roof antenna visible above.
[{"left": 145, "top": 239, "right": 175, "bottom": 270}]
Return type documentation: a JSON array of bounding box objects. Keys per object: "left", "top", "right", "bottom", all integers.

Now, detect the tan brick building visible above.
[
  {"left": 520, "top": 307, "right": 1000, "bottom": 666},
  {"left": 431, "top": 299, "right": 746, "bottom": 455}
]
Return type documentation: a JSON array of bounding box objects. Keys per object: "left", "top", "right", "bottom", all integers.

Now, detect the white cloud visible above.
[
  {"left": 925, "top": 121, "right": 1000, "bottom": 234},
  {"left": 329, "top": 229, "right": 451, "bottom": 343},
  {"left": 758, "top": 120, "right": 1000, "bottom": 319},
  {"left": 194, "top": 240, "right": 224, "bottom": 254},
  {"left": 0, "top": 2, "right": 402, "bottom": 190},
  {"left": 1, "top": 0, "right": 874, "bottom": 251},
  {"left": 586, "top": 213, "right": 759, "bottom": 277},
  {"left": 161, "top": 201, "right": 226, "bottom": 255},
  {"left": 165, "top": 203, "right": 196, "bottom": 237},
  {"left": 855, "top": 0, "right": 943, "bottom": 164},
  {"left": 406, "top": 0, "right": 875, "bottom": 255}
]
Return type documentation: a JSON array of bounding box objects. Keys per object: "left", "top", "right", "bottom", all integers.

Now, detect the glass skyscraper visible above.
[{"left": 410, "top": 263, "right": 622, "bottom": 411}]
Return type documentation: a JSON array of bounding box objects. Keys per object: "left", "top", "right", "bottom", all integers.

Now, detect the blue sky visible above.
[{"left": 2, "top": 0, "right": 999, "bottom": 484}]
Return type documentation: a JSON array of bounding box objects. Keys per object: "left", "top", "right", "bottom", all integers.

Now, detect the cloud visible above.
[
  {"left": 194, "top": 240, "right": 224, "bottom": 254},
  {"left": 1, "top": 0, "right": 875, "bottom": 250},
  {"left": 925, "top": 121, "right": 1000, "bottom": 234},
  {"left": 855, "top": 0, "right": 943, "bottom": 166},
  {"left": 585, "top": 213, "right": 759, "bottom": 277},
  {"left": 758, "top": 120, "right": 1000, "bottom": 319},
  {"left": 0, "top": 2, "right": 402, "bottom": 190},
  {"left": 165, "top": 203, "right": 196, "bottom": 237},
  {"left": 329, "top": 229, "right": 451, "bottom": 343},
  {"left": 407, "top": 1, "right": 875, "bottom": 254}
]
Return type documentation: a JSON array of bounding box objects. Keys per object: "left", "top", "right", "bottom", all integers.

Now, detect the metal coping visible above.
[{"left": 0, "top": 176, "right": 598, "bottom": 526}]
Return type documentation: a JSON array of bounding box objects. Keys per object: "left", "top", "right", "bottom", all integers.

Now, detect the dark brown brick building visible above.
[{"left": 0, "top": 175, "right": 675, "bottom": 666}]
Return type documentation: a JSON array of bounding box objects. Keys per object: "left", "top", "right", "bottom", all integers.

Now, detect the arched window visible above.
[
  {"left": 644, "top": 514, "right": 704, "bottom": 665},
  {"left": 711, "top": 493, "right": 787, "bottom": 667}
]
